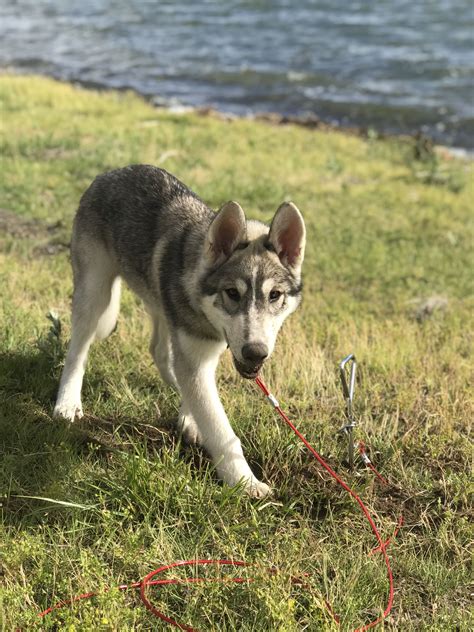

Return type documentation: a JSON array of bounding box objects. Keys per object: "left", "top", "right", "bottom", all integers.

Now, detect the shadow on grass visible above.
[{"left": 0, "top": 348, "right": 213, "bottom": 526}]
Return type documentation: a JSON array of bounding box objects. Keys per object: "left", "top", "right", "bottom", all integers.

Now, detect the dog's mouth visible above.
[{"left": 233, "top": 357, "right": 264, "bottom": 380}]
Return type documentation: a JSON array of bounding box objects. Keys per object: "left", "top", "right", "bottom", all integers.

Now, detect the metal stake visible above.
[{"left": 338, "top": 354, "right": 357, "bottom": 470}]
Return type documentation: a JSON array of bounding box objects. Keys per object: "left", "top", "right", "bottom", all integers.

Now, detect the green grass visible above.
[{"left": 0, "top": 75, "right": 472, "bottom": 631}]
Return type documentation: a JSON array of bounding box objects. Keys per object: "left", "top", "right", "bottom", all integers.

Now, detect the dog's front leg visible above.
[{"left": 173, "top": 331, "right": 271, "bottom": 498}]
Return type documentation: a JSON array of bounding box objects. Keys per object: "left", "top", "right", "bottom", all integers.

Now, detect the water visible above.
[{"left": 1, "top": 0, "right": 473, "bottom": 148}]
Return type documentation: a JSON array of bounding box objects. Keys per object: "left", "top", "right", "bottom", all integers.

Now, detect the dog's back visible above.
[{"left": 73, "top": 164, "right": 213, "bottom": 298}]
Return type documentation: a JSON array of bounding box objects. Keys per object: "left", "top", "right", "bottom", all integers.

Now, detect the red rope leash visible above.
[
  {"left": 37, "top": 376, "right": 402, "bottom": 630},
  {"left": 356, "top": 440, "right": 404, "bottom": 556},
  {"left": 38, "top": 561, "right": 250, "bottom": 626},
  {"left": 38, "top": 560, "right": 308, "bottom": 629},
  {"left": 139, "top": 560, "right": 309, "bottom": 630},
  {"left": 139, "top": 560, "right": 249, "bottom": 631},
  {"left": 254, "top": 377, "right": 399, "bottom": 631}
]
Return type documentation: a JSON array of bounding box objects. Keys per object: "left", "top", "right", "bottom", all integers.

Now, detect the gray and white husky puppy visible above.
[{"left": 54, "top": 165, "right": 305, "bottom": 497}]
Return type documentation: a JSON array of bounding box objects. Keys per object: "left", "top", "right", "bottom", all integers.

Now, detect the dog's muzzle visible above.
[
  {"left": 233, "top": 357, "right": 264, "bottom": 380},
  {"left": 232, "top": 342, "right": 269, "bottom": 379}
]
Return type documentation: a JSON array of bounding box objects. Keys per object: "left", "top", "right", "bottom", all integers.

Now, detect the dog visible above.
[{"left": 54, "top": 165, "right": 305, "bottom": 497}]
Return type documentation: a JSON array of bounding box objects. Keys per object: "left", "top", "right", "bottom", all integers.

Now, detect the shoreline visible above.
[{"left": 4, "top": 68, "right": 472, "bottom": 160}]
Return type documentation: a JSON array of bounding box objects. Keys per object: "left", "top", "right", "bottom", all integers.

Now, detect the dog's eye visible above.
[
  {"left": 269, "top": 290, "right": 282, "bottom": 302},
  {"left": 225, "top": 288, "right": 240, "bottom": 301}
]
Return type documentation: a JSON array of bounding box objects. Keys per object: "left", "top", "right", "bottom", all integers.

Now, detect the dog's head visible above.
[{"left": 200, "top": 200, "right": 305, "bottom": 378}]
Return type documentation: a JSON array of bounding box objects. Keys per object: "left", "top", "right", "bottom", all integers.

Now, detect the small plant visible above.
[
  {"left": 36, "top": 310, "right": 63, "bottom": 363},
  {"left": 410, "top": 132, "right": 466, "bottom": 192}
]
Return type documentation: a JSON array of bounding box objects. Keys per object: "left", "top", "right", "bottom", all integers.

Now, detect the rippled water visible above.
[{"left": 1, "top": 0, "right": 473, "bottom": 147}]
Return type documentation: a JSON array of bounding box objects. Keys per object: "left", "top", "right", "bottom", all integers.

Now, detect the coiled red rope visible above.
[
  {"left": 38, "top": 560, "right": 309, "bottom": 629},
  {"left": 37, "top": 376, "right": 401, "bottom": 630}
]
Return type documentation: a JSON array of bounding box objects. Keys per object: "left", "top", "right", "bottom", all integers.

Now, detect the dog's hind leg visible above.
[
  {"left": 149, "top": 312, "right": 202, "bottom": 443},
  {"left": 95, "top": 275, "right": 121, "bottom": 341},
  {"left": 54, "top": 239, "right": 121, "bottom": 422},
  {"left": 149, "top": 310, "right": 178, "bottom": 389},
  {"left": 149, "top": 312, "right": 203, "bottom": 444}
]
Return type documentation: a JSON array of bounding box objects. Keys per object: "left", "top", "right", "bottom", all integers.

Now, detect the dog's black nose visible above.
[{"left": 241, "top": 343, "right": 269, "bottom": 364}]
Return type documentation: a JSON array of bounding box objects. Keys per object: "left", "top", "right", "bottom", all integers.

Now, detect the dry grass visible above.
[{"left": 0, "top": 75, "right": 472, "bottom": 630}]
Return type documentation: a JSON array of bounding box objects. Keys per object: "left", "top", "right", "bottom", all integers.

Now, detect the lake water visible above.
[{"left": 1, "top": 0, "right": 473, "bottom": 148}]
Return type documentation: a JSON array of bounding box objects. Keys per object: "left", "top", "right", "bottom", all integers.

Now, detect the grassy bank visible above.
[{"left": 0, "top": 75, "right": 472, "bottom": 630}]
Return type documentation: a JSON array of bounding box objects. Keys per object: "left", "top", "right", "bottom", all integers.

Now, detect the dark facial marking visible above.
[
  {"left": 160, "top": 228, "right": 221, "bottom": 340},
  {"left": 288, "top": 281, "right": 303, "bottom": 297}
]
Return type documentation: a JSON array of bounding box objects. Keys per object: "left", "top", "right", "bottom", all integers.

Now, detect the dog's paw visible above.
[
  {"left": 245, "top": 477, "right": 272, "bottom": 499},
  {"left": 53, "top": 400, "right": 83, "bottom": 422},
  {"left": 177, "top": 412, "right": 202, "bottom": 445}
]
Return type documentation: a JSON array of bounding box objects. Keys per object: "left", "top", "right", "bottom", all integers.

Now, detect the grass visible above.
[{"left": 0, "top": 74, "right": 472, "bottom": 631}]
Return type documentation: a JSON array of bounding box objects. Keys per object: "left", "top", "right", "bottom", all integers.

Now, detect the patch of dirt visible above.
[
  {"left": 0, "top": 207, "right": 43, "bottom": 238},
  {"left": 74, "top": 411, "right": 175, "bottom": 452},
  {"left": 0, "top": 208, "right": 69, "bottom": 255}
]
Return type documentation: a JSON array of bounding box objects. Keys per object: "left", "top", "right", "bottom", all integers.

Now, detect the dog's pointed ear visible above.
[
  {"left": 268, "top": 202, "right": 305, "bottom": 272},
  {"left": 205, "top": 201, "right": 247, "bottom": 264}
]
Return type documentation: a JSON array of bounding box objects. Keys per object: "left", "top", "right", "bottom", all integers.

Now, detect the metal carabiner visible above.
[{"left": 338, "top": 353, "right": 357, "bottom": 470}]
